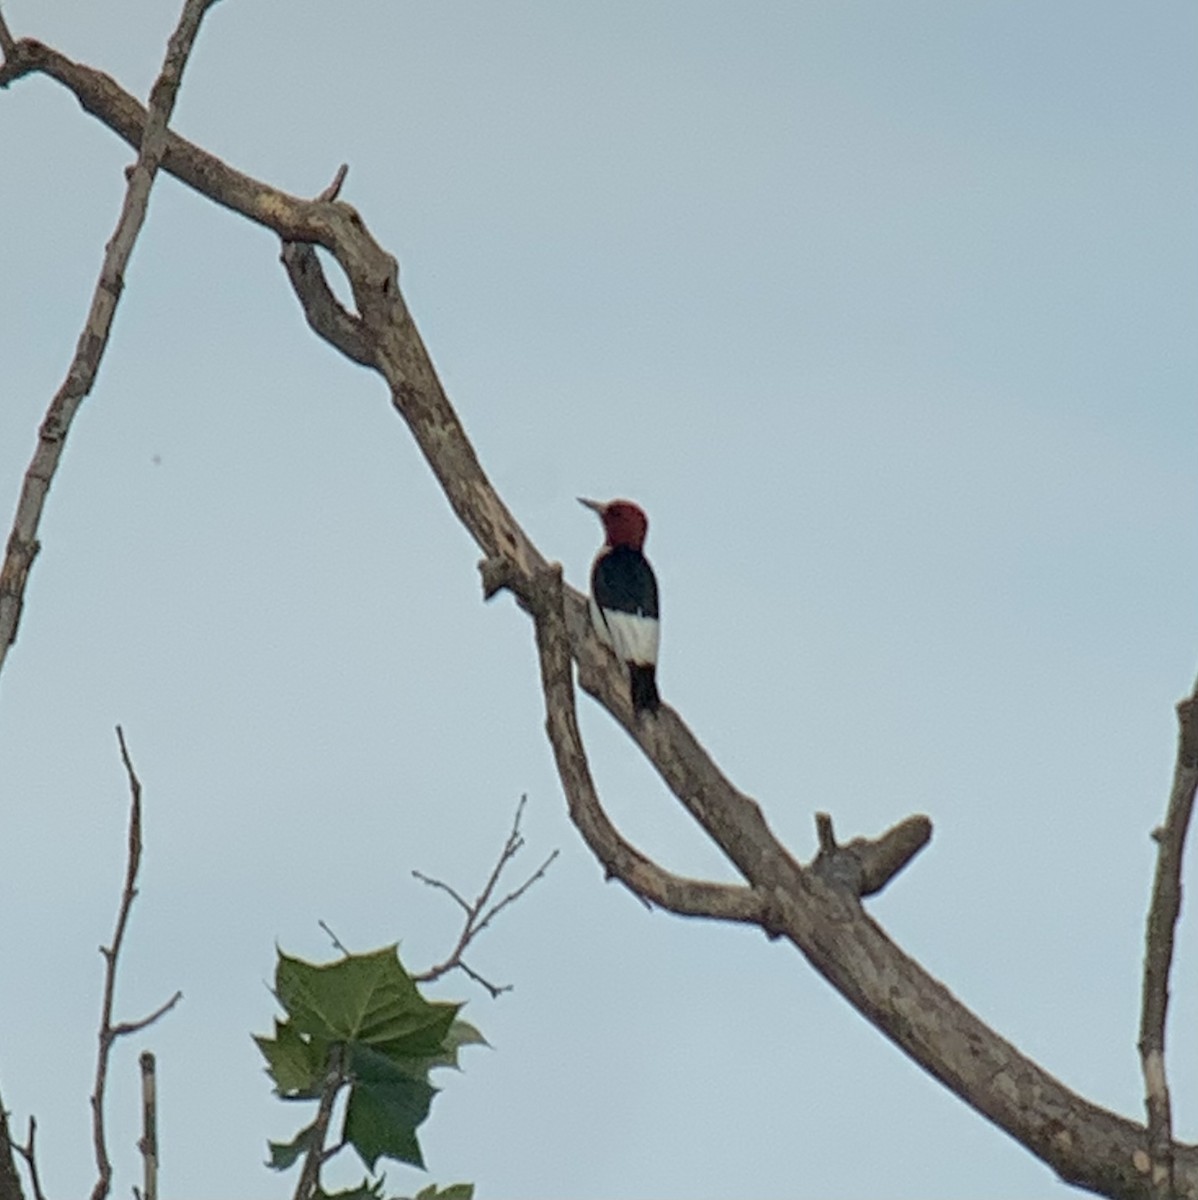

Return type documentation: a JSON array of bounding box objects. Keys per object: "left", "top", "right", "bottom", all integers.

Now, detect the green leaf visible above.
[
  {"left": 443, "top": 1019, "right": 489, "bottom": 1065},
  {"left": 407, "top": 1017, "right": 488, "bottom": 1074},
  {"left": 276, "top": 947, "right": 458, "bottom": 1052},
  {"left": 343, "top": 1045, "right": 437, "bottom": 1170},
  {"left": 261, "top": 945, "right": 485, "bottom": 1183},
  {"left": 254, "top": 1018, "right": 328, "bottom": 1097},
  {"left": 413, "top": 1185, "right": 474, "bottom": 1200},
  {"left": 266, "top": 1119, "right": 319, "bottom": 1170},
  {"left": 371, "top": 1003, "right": 460, "bottom": 1067}
]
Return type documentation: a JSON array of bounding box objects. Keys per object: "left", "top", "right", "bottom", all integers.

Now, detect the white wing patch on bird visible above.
[{"left": 590, "top": 597, "right": 659, "bottom": 666}]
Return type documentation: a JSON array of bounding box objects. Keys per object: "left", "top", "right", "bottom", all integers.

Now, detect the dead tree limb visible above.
[{"left": 522, "top": 563, "right": 771, "bottom": 923}]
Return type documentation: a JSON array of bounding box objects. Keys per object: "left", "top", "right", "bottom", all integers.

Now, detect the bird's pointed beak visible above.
[{"left": 577, "top": 497, "right": 605, "bottom": 516}]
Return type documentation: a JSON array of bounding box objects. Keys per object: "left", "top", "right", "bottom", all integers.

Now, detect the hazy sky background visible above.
[{"left": 1, "top": 3, "right": 1196, "bottom": 1197}]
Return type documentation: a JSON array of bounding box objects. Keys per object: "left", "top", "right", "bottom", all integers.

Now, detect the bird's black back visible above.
[{"left": 591, "top": 546, "right": 659, "bottom": 618}]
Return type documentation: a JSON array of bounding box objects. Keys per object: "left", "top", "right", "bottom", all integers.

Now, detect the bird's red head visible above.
[{"left": 579, "top": 497, "right": 649, "bottom": 550}]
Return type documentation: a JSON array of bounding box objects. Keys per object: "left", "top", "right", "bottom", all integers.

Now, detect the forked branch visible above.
[
  {"left": 90, "top": 730, "right": 182, "bottom": 1200},
  {"left": 7, "top": 1119, "right": 41, "bottom": 1200},
  {"left": 520, "top": 562, "right": 770, "bottom": 923},
  {"left": 413, "top": 795, "right": 559, "bottom": 998}
]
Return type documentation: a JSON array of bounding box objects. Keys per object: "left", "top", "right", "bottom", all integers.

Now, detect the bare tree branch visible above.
[
  {"left": 136, "top": 1053, "right": 157, "bottom": 1200},
  {"left": 469, "top": 847, "right": 558, "bottom": 939},
  {"left": 8, "top": 1118, "right": 43, "bottom": 1200},
  {"left": 520, "top": 563, "right": 773, "bottom": 922},
  {"left": 411, "top": 871, "right": 473, "bottom": 919},
  {"left": 812, "top": 810, "right": 932, "bottom": 897},
  {"left": 1138, "top": 686, "right": 1198, "bottom": 1197},
  {"left": 90, "top": 729, "right": 182, "bottom": 1200},
  {"left": 413, "top": 795, "right": 559, "bottom": 997},
  {"left": 0, "top": 42, "right": 547, "bottom": 598},
  {"left": 280, "top": 241, "right": 375, "bottom": 368},
  {"left": 519, "top": 562, "right": 1161, "bottom": 1199},
  {"left": 450, "top": 962, "right": 510, "bottom": 1001},
  {"left": 110, "top": 992, "right": 183, "bottom": 1042},
  {"left": 0, "top": 0, "right": 220, "bottom": 684}
]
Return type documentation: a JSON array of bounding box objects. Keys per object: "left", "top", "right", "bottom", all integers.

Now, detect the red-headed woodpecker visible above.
[{"left": 579, "top": 497, "right": 660, "bottom": 714}]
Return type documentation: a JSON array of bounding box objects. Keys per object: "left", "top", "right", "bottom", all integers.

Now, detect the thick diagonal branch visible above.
[{"left": 526, "top": 562, "right": 767, "bottom": 922}]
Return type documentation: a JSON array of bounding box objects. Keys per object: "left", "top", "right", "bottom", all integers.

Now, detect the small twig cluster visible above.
[
  {"left": 2, "top": 729, "right": 181, "bottom": 1200},
  {"left": 412, "top": 796, "right": 558, "bottom": 998},
  {"left": 90, "top": 730, "right": 183, "bottom": 1200}
]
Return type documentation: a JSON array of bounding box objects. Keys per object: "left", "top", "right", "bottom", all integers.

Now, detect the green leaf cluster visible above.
[{"left": 255, "top": 945, "right": 484, "bottom": 1197}]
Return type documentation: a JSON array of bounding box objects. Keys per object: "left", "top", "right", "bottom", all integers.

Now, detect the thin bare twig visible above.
[
  {"left": 110, "top": 992, "right": 183, "bottom": 1041},
  {"left": 90, "top": 728, "right": 146, "bottom": 1200},
  {"left": 410, "top": 871, "right": 472, "bottom": 918},
  {"left": 9, "top": 1118, "right": 44, "bottom": 1200},
  {"left": 412, "top": 796, "right": 558, "bottom": 996},
  {"left": 450, "top": 961, "right": 509, "bottom": 1000},
  {"left": 137, "top": 1053, "right": 157, "bottom": 1200},
  {"left": 473, "top": 848, "right": 559, "bottom": 940},
  {"left": 317, "top": 919, "right": 350, "bottom": 957},
  {"left": 0, "top": 0, "right": 220, "bottom": 686},
  {"left": 90, "top": 729, "right": 182, "bottom": 1200},
  {"left": 1137, "top": 687, "right": 1198, "bottom": 1197}
]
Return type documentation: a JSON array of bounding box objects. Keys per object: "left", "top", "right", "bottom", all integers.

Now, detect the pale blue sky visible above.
[{"left": 1, "top": 3, "right": 1196, "bottom": 1197}]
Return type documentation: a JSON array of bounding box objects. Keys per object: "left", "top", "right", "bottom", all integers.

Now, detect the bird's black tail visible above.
[{"left": 630, "top": 664, "right": 660, "bottom": 714}]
